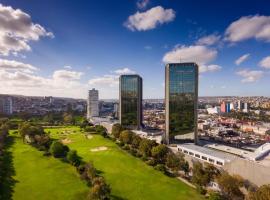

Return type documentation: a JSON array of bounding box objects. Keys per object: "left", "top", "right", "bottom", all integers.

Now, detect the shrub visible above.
[
  {"left": 154, "top": 164, "right": 166, "bottom": 173},
  {"left": 122, "top": 144, "right": 130, "bottom": 151},
  {"left": 145, "top": 159, "right": 156, "bottom": 166},
  {"left": 67, "top": 150, "right": 81, "bottom": 166},
  {"left": 88, "top": 177, "right": 111, "bottom": 200},
  {"left": 196, "top": 185, "right": 207, "bottom": 195},
  {"left": 119, "top": 130, "right": 133, "bottom": 144},
  {"left": 49, "top": 141, "right": 69, "bottom": 158},
  {"left": 117, "top": 141, "right": 124, "bottom": 147},
  {"left": 111, "top": 123, "right": 123, "bottom": 139},
  {"left": 129, "top": 148, "right": 137, "bottom": 156}
]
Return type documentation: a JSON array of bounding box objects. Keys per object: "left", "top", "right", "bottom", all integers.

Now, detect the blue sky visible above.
[{"left": 0, "top": 0, "right": 270, "bottom": 99}]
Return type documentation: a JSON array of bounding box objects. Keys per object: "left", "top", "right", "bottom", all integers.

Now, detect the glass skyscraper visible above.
[
  {"left": 119, "top": 74, "right": 142, "bottom": 130},
  {"left": 165, "top": 63, "right": 198, "bottom": 144}
]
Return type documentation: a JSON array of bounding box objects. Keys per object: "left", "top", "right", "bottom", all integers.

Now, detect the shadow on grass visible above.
[
  {"left": 0, "top": 136, "right": 18, "bottom": 200},
  {"left": 110, "top": 194, "right": 128, "bottom": 200}
]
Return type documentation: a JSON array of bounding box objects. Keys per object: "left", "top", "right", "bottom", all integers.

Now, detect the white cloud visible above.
[
  {"left": 137, "top": 0, "right": 150, "bottom": 9},
  {"left": 0, "top": 59, "right": 87, "bottom": 98},
  {"left": 259, "top": 56, "right": 270, "bottom": 69},
  {"left": 124, "top": 6, "right": 175, "bottom": 31},
  {"left": 88, "top": 75, "right": 119, "bottom": 87},
  {"left": 236, "top": 69, "right": 263, "bottom": 83},
  {"left": 52, "top": 69, "right": 83, "bottom": 80},
  {"left": 0, "top": 58, "right": 38, "bottom": 73},
  {"left": 196, "top": 34, "right": 221, "bottom": 46},
  {"left": 200, "top": 64, "right": 222, "bottom": 73},
  {"left": 225, "top": 15, "right": 270, "bottom": 43},
  {"left": 63, "top": 65, "right": 72, "bottom": 69},
  {"left": 0, "top": 4, "right": 53, "bottom": 56},
  {"left": 114, "top": 67, "right": 136, "bottom": 75},
  {"left": 88, "top": 67, "right": 136, "bottom": 90},
  {"left": 163, "top": 45, "right": 217, "bottom": 65},
  {"left": 235, "top": 53, "right": 250, "bottom": 65}
]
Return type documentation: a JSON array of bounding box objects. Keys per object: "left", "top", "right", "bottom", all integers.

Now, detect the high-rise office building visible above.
[
  {"left": 87, "top": 88, "right": 99, "bottom": 119},
  {"left": 0, "top": 97, "right": 13, "bottom": 115},
  {"left": 119, "top": 74, "right": 142, "bottom": 130},
  {"left": 165, "top": 63, "right": 198, "bottom": 144}
]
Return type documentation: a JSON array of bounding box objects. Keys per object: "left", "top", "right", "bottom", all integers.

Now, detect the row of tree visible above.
[
  {"left": 109, "top": 123, "right": 270, "bottom": 200},
  {"left": 110, "top": 124, "right": 190, "bottom": 176},
  {"left": 18, "top": 123, "right": 111, "bottom": 200}
]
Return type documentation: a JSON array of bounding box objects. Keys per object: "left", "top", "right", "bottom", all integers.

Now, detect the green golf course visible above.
[{"left": 3, "top": 127, "right": 203, "bottom": 200}]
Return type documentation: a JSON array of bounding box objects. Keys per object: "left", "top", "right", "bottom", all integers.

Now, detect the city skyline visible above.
[{"left": 0, "top": 0, "right": 270, "bottom": 99}]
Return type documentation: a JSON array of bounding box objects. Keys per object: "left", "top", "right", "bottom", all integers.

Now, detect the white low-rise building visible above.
[{"left": 176, "top": 143, "right": 237, "bottom": 167}]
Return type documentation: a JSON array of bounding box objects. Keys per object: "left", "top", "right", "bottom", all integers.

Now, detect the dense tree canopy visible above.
[
  {"left": 49, "top": 141, "right": 69, "bottom": 158},
  {"left": 111, "top": 123, "right": 123, "bottom": 139},
  {"left": 249, "top": 184, "right": 270, "bottom": 200},
  {"left": 217, "top": 172, "right": 244, "bottom": 200}
]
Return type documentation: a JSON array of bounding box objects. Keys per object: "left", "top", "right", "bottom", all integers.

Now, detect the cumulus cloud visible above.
[
  {"left": 235, "top": 54, "right": 250, "bottom": 65},
  {"left": 114, "top": 67, "right": 136, "bottom": 75},
  {"left": 89, "top": 67, "right": 136, "bottom": 87},
  {"left": 137, "top": 0, "right": 150, "bottom": 9},
  {"left": 236, "top": 69, "right": 263, "bottom": 83},
  {"left": 0, "top": 4, "right": 53, "bottom": 56},
  {"left": 88, "top": 75, "right": 119, "bottom": 87},
  {"left": 200, "top": 64, "right": 222, "bottom": 73},
  {"left": 163, "top": 45, "right": 217, "bottom": 64},
  {"left": 52, "top": 70, "right": 83, "bottom": 80},
  {"left": 196, "top": 34, "right": 221, "bottom": 46},
  {"left": 0, "top": 59, "right": 87, "bottom": 98},
  {"left": 225, "top": 15, "right": 270, "bottom": 43},
  {"left": 124, "top": 6, "right": 175, "bottom": 31},
  {"left": 259, "top": 56, "right": 270, "bottom": 69},
  {"left": 0, "top": 58, "right": 38, "bottom": 73}
]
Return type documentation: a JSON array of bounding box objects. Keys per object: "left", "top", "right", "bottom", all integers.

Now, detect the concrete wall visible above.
[
  {"left": 224, "top": 159, "right": 270, "bottom": 187},
  {"left": 183, "top": 154, "right": 270, "bottom": 186}
]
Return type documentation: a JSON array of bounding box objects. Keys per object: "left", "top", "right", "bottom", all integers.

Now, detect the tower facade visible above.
[
  {"left": 119, "top": 74, "right": 142, "bottom": 130},
  {"left": 165, "top": 63, "right": 198, "bottom": 144},
  {"left": 87, "top": 88, "right": 99, "bottom": 119}
]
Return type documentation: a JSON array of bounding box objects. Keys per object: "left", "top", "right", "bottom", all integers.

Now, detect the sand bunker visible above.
[
  {"left": 90, "top": 146, "right": 108, "bottom": 152},
  {"left": 86, "top": 135, "right": 93, "bottom": 139},
  {"left": 61, "top": 138, "right": 72, "bottom": 144}
]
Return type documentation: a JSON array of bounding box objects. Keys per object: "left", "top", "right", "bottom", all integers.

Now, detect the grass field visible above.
[
  {"left": 7, "top": 133, "right": 89, "bottom": 200},
  {"left": 47, "top": 126, "right": 203, "bottom": 200}
]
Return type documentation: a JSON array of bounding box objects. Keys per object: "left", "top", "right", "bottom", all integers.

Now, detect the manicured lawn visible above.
[
  {"left": 9, "top": 133, "right": 89, "bottom": 200},
  {"left": 47, "top": 126, "right": 204, "bottom": 200}
]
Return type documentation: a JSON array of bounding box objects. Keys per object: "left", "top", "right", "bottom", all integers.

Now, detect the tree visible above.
[
  {"left": 88, "top": 177, "right": 111, "bottom": 200},
  {"left": 18, "top": 122, "right": 45, "bottom": 142},
  {"left": 119, "top": 130, "right": 133, "bottom": 144},
  {"left": 249, "top": 184, "right": 270, "bottom": 200},
  {"left": 49, "top": 141, "right": 69, "bottom": 158},
  {"left": 151, "top": 144, "right": 168, "bottom": 164},
  {"left": 84, "top": 126, "right": 96, "bottom": 132},
  {"left": 181, "top": 161, "right": 190, "bottom": 177},
  {"left": 63, "top": 113, "right": 74, "bottom": 124},
  {"left": 67, "top": 150, "right": 81, "bottom": 166},
  {"left": 165, "top": 153, "right": 180, "bottom": 172},
  {"left": 81, "top": 162, "right": 97, "bottom": 184},
  {"left": 139, "top": 138, "right": 156, "bottom": 157},
  {"left": 217, "top": 172, "right": 244, "bottom": 200},
  {"left": 191, "top": 162, "right": 210, "bottom": 187},
  {"left": 111, "top": 123, "right": 123, "bottom": 139},
  {"left": 95, "top": 125, "right": 107, "bottom": 137},
  {"left": 131, "top": 134, "right": 142, "bottom": 149},
  {"left": 208, "top": 191, "right": 225, "bottom": 200}
]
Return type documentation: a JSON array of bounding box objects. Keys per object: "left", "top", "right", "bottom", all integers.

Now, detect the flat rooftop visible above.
[
  {"left": 205, "top": 143, "right": 256, "bottom": 159},
  {"left": 178, "top": 143, "right": 237, "bottom": 162}
]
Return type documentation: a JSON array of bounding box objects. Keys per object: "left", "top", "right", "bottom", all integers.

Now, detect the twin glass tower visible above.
[
  {"left": 119, "top": 75, "right": 143, "bottom": 130},
  {"left": 119, "top": 62, "right": 198, "bottom": 144}
]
